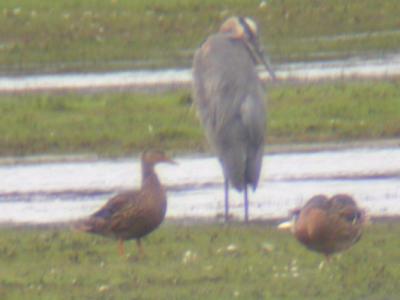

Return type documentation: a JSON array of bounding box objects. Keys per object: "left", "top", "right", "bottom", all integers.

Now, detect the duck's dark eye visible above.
[
  {"left": 291, "top": 210, "right": 300, "bottom": 221},
  {"left": 344, "top": 211, "right": 361, "bottom": 224}
]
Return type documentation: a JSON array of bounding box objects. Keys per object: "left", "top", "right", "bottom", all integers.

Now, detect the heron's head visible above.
[{"left": 220, "top": 16, "right": 276, "bottom": 80}]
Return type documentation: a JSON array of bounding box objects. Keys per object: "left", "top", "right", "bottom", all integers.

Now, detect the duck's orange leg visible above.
[
  {"left": 118, "top": 239, "right": 125, "bottom": 257},
  {"left": 136, "top": 239, "right": 145, "bottom": 259},
  {"left": 325, "top": 254, "right": 332, "bottom": 263},
  {"left": 319, "top": 255, "right": 332, "bottom": 270}
]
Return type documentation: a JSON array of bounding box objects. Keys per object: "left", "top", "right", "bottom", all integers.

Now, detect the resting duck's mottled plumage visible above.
[
  {"left": 78, "top": 150, "right": 176, "bottom": 257},
  {"left": 279, "top": 194, "right": 366, "bottom": 259}
]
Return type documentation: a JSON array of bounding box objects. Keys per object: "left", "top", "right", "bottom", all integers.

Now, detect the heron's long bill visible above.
[
  {"left": 257, "top": 48, "right": 276, "bottom": 80},
  {"left": 246, "top": 39, "right": 276, "bottom": 80}
]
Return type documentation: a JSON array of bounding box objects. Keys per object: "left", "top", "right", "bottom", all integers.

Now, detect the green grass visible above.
[
  {"left": 0, "top": 79, "right": 399, "bottom": 157},
  {"left": 0, "top": 221, "right": 399, "bottom": 299},
  {"left": 268, "top": 80, "right": 400, "bottom": 144},
  {"left": 0, "top": 92, "right": 201, "bottom": 156},
  {"left": 0, "top": 0, "right": 399, "bottom": 73}
]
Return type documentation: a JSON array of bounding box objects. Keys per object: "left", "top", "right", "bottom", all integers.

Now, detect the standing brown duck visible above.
[
  {"left": 278, "top": 194, "right": 366, "bottom": 259},
  {"left": 78, "top": 150, "right": 176, "bottom": 257}
]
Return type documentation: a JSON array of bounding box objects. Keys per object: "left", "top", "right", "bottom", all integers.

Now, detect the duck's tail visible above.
[{"left": 73, "top": 217, "right": 106, "bottom": 234}]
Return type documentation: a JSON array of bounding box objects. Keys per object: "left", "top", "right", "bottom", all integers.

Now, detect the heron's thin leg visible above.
[
  {"left": 244, "top": 185, "right": 249, "bottom": 223},
  {"left": 224, "top": 178, "right": 229, "bottom": 222},
  {"left": 118, "top": 239, "right": 125, "bottom": 257}
]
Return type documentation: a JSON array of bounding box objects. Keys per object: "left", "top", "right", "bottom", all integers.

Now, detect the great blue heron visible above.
[{"left": 192, "top": 16, "right": 275, "bottom": 222}]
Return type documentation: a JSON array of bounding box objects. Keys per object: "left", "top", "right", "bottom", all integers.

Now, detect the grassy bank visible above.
[
  {"left": 0, "top": 0, "right": 399, "bottom": 73},
  {"left": 0, "top": 79, "right": 399, "bottom": 157},
  {"left": 0, "top": 222, "right": 399, "bottom": 299}
]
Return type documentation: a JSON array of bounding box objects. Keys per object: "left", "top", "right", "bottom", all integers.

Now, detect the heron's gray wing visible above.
[
  {"left": 192, "top": 42, "right": 223, "bottom": 134},
  {"left": 245, "top": 141, "right": 264, "bottom": 189},
  {"left": 241, "top": 90, "right": 265, "bottom": 188},
  {"left": 217, "top": 88, "right": 266, "bottom": 190},
  {"left": 193, "top": 35, "right": 264, "bottom": 138},
  {"left": 241, "top": 83, "right": 266, "bottom": 138}
]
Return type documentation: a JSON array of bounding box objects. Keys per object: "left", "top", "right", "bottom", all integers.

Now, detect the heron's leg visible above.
[
  {"left": 118, "top": 239, "right": 125, "bottom": 257},
  {"left": 224, "top": 178, "right": 229, "bottom": 222},
  {"left": 244, "top": 185, "right": 249, "bottom": 223}
]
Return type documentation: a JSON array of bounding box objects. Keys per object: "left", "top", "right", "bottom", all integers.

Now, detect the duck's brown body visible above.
[
  {"left": 83, "top": 176, "right": 167, "bottom": 241},
  {"left": 281, "top": 194, "right": 366, "bottom": 258},
  {"left": 78, "top": 150, "right": 174, "bottom": 256}
]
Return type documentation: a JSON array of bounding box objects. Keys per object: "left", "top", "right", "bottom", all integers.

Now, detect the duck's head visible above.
[
  {"left": 142, "top": 150, "right": 177, "bottom": 166},
  {"left": 330, "top": 194, "right": 367, "bottom": 225}
]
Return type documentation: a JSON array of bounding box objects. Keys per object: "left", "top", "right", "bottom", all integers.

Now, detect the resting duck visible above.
[{"left": 279, "top": 194, "right": 366, "bottom": 259}]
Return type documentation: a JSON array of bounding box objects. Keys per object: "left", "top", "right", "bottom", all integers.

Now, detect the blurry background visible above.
[
  {"left": 0, "top": 1, "right": 400, "bottom": 299},
  {"left": 1, "top": 0, "right": 400, "bottom": 73}
]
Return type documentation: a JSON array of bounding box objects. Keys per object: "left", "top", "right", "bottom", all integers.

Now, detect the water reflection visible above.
[
  {"left": 1, "top": 54, "right": 400, "bottom": 93},
  {"left": 1, "top": 147, "right": 399, "bottom": 223}
]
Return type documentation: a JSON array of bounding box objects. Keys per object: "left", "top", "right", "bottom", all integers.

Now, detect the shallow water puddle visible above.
[
  {"left": 1, "top": 147, "right": 399, "bottom": 223},
  {"left": 1, "top": 54, "right": 400, "bottom": 93}
]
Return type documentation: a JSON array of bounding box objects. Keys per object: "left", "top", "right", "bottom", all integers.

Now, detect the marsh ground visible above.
[
  {"left": 0, "top": 220, "right": 399, "bottom": 300},
  {"left": 1, "top": 0, "right": 400, "bottom": 73},
  {"left": 1, "top": 79, "right": 399, "bottom": 157}
]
